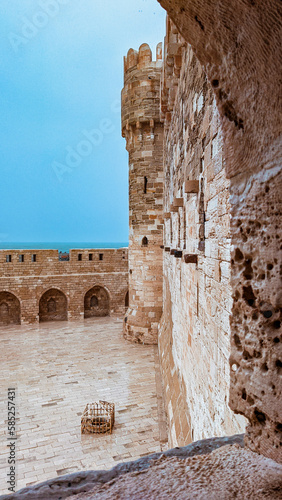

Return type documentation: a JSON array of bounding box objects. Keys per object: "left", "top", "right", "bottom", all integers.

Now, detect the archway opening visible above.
[
  {"left": 0, "top": 292, "right": 20, "bottom": 325},
  {"left": 84, "top": 286, "right": 110, "bottom": 318},
  {"left": 39, "top": 289, "right": 67, "bottom": 322}
]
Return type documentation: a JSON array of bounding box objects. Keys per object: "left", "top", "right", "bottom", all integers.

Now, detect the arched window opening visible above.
[
  {"left": 47, "top": 298, "right": 56, "bottom": 313},
  {"left": 90, "top": 295, "right": 98, "bottom": 308},
  {"left": 125, "top": 291, "right": 129, "bottom": 308},
  {"left": 142, "top": 236, "right": 148, "bottom": 247}
]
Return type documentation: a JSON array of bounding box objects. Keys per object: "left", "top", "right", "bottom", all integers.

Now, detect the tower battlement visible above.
[
  {"left": 122, "top": 43, "right": 163, "bottom": 136},
  {"left": 124, "top": 43, "right": 162, "bottom": 75}
]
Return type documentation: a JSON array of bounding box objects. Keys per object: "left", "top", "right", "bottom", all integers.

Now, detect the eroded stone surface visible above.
[
  {"left": 69, "top": 445, "right": 282, "bottom": 499},
  {"left": 0, "top": 435, "right": 244, "bottom": 499},
  {"left": 5, "top": 437, "right": 281, "bottom": 500},
  {"left": 229, "top": 169, "right": 282, "bottom": 462}
]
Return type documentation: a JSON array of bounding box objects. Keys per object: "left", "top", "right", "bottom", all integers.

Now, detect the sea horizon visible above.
[{"left": 0, "top": 242, "right": 129, "bottom": 253}]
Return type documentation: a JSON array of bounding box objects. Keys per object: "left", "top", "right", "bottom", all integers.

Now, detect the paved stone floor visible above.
[{"left": 0, "top": 317, "right": 168, "bottom": 495}]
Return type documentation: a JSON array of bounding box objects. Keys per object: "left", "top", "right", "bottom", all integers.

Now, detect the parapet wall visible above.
[
  {"left": 0, "top": 248, "right": 128, "bottom": 324},
  {"left": 0, "top": 249, "right": 128, "bottom": 277}
]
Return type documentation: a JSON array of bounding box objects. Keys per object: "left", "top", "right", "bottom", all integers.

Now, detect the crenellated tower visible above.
[{"left": 121, "top": 43, "right": 164, "bottom": 344}]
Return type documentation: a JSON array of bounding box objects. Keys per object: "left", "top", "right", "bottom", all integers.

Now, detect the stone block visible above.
[{"left": 185, "top": 180, "right": 199, "bottom": 193}]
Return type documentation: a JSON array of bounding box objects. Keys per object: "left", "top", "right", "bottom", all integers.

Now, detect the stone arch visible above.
[
  {"left": 158, "top": 0, "right": 282, "bottom": 462},
  {"left": 84, "top": 286, "right": 110, "bottom": 318},
  {"left": 39, "top": 288, "right": 67, "bottom": 322},
  {"left": 0, "top": 292, "right": 20, "bottom": 325}
]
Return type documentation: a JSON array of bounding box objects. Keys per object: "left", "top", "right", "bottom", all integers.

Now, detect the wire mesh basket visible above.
[{"left": 81, "top": 400, "right": 115, "bottom": 434}]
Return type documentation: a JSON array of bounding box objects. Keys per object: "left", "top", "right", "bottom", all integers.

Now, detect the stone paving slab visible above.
[{"left": 0, "top": 317, "right": 168, "bottom": 495}]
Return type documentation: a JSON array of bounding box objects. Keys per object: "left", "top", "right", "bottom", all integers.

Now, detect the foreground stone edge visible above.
[{"left": 0, "top": 434, "right": 244, "bottom": 499}]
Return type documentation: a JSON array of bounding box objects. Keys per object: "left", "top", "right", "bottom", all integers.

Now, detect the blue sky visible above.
[{"left": 0, "top": 0, "right": 165, "bottom": 243}]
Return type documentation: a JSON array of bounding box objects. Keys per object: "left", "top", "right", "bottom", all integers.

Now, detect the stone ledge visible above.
[{"left": 0, "top": 434, "right": 244, "bottom": 499}]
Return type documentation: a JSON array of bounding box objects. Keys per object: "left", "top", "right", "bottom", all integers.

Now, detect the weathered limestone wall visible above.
[
  {"left": 158, "top": 19, "right": 246, "bottom": 447},
  {"left": 121, "top": 44, "right": 164, "bottom": 344},
  {"left": 229, "top": 173, "right": 282, "bottom": 460},
  {"left": 158, "top": 0, "right": 282, "bottom": 463},
  {"left": 0, "top": 248, "right": 128, "bottom": 324}
]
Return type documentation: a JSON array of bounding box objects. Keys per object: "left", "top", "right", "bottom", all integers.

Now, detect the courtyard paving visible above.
[{"left": 0, "top": 317, "right": 168, "bottom": 494}]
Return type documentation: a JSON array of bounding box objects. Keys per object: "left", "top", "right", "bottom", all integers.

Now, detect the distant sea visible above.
[{"left": 0, "top": 242, "right": 128, "bottom": 253}]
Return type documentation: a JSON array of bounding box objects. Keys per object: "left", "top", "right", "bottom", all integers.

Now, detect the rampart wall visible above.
[{"left": 0, "top": 248, "right": 128, "bottom": 324}]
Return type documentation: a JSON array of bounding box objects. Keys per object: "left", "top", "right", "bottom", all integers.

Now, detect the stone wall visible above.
[
  {"left": 158, "top": 0, "right": 282, "bottom": 463},
  {"left": 0, "top": 248, "right": 128, "bottom": 324},
  {"left": 158, "top": 19, "right": 246, "bottom": 447},
  {"left": 121, "top": 44, "right": 164, "bottom": 344},
  {"left": 122, "top": 18, "right": 246, "bottom": 448}
]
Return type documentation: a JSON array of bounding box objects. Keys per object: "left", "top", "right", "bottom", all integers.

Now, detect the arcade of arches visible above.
[{"left": 0, "top": 285, "right": 129, "bottom": 324}]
